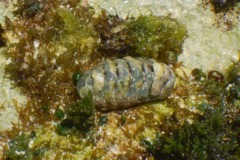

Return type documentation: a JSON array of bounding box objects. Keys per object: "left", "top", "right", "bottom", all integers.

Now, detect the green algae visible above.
[
  {"left": 3, "top": 125, "right": 94, "bottom": 160},
  {"left": 54, "top": 109, "right": 65, "bottom": 120},
  {"left": 140, "top": 62, "right": 240, "bottom": 159},
  {"left": 4, "top": 134, "right": 32, "bottom": 160},
  {"left": 143, "top": 101, "right": 240, "bottom": 159},
  {"left": 4, "top": 92, "right": 95, "bottom": 159},
  {"left": 72, "top": 72, "right": 83, "bottom": 86},
  {"left": 59, "top": 91, "right": 95, "bottom": 133},
  {"left": 3, "top": 132, "right": 47, "bottom": 160},
  {"left": 124, "top": 15, "right": 187, "bottom": 64},
  {"left": 95, "top": 14, "right": 187, "bottom": 64},
  {"left": 13, "top": 0, "right": 43, "bottom": 18},
  {"left": 98, "top": 115, "right": 108, "bottom": 126}
]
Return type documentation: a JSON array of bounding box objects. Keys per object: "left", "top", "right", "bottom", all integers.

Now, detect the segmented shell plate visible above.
[{"left": 77, "top": 56, "right": 175, "bottom": 111}]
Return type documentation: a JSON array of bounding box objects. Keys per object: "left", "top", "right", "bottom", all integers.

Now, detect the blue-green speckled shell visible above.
[{"left": 77, "top": 56, "right": 175, "bottom": 111}]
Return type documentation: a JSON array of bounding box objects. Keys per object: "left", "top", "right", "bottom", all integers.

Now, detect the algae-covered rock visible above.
[
  {"left": 125, "top": 15, "right": 187, "bottom": 64},
  {"left": 3, "top": 0, "right": 239, "bottom": 159},
  {"left": 95, "top": 14, "right": 187, "bottom": 64}
]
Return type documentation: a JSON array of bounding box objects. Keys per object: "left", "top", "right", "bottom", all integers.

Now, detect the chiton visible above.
[{"left": 77, "top": 56, "right": 175, "bottom": 111}]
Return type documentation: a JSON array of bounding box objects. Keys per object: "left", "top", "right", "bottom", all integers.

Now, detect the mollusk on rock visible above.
[{"left": 77, "top": 56, "right": 175, "bottom": 111}]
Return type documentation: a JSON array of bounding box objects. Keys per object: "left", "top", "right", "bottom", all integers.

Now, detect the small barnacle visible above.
[
  {"left": 208, "top": 70, "right": 224, "bottom": 82},
  {"left": 77, "top": 56, "right": 175, "bottom": 111},
  {"left": 191, "top": 68, "right": 206, "bottom": 81}
]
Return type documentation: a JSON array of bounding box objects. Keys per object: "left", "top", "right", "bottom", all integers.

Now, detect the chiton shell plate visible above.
[{"left": 77, "top": 56, "right": 175, "bottom": 111}]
